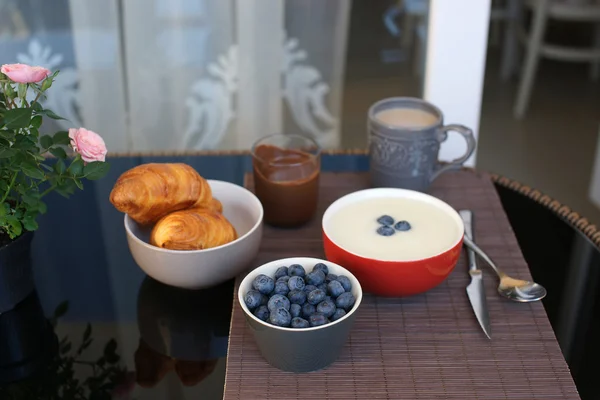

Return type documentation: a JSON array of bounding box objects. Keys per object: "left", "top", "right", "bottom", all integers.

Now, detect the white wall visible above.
[{"left": 424, "top": 0, "right": 491, "bottom": 166}]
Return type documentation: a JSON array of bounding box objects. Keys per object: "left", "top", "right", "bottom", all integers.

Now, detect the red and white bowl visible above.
[{"left": 322, "top": 188, "right": 463, "bottom": 297}]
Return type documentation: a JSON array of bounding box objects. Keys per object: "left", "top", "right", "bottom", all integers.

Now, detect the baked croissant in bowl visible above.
[
  {"left": 110, "top": 163, "right": 213, "bottom": 225},
  {"left": 150, "top": 208, "right": 238, "bottom": 251}
]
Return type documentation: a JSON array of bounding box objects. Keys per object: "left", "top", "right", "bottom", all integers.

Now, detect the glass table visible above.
[{"left": 0, "top": 153, "right": 598, "bottom": 399}]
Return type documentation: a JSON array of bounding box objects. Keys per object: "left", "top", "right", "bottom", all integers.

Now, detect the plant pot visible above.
[{"left": 0, "top": 232, "right": 34, "bottom": 315}]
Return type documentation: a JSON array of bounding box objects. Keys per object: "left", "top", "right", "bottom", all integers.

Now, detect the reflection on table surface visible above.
[{"left": 0, "top": 275, "right": 232, "bottom": 399}]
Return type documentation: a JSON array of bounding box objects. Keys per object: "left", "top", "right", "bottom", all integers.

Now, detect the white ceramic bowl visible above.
[
  {"left": 238, "top": 257, "right": 363, "bottom": 372},
  {"left": 125, "top": 180, "right": 263, "bottom": 289}
]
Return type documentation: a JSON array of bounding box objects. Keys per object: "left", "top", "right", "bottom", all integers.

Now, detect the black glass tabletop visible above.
[{"left": 0, "top": 154, "right": 598, "bottom": 400}]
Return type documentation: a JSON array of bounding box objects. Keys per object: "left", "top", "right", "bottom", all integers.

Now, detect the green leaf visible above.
[
  {"left": 0, "top": 149, "right": 16, "bottom": 158},
  {"left": 21, "top": 192, "right": 40, "bottom": 205},
  {"left": 73, "top": 178, "right": 83, "bottom": 190},
  {"left": 14, "top": 134, "right": 36, "bottom": 150},
  {"left": 17, "top": 83, "right": 27, "bottom": 99},
  {"left": 40, "top": 135, "right": 53, "bottom": 149},
  {"left": 41, "top": 78, "right": 52, "bottom": 91},
  {"left": 2, "top": 108, "right": 32, "bottom": 129},
  {"left": 37, "top": 201, "right": 47, "bottom": 214},
  {"left": 30, "top": 115, "right": 42, "bottom": 129},
  {"left": 55, "top": 179, "right": 76, "bottom": 198},
  {"left": 68, "top": 158, "right": 84, "bottom": 176},
  {"left": 21, "top": 162, "right": 45, "bottom": 180},
  {"left": 5, "top": 216, "right": 22, "bottom": 237},
  {"left": 50, "top": 147, "right": 67, "bottom": 159},
  {"left": 54, "top": 300, "right": 69, "bottom": 319},
  {"left": 54, "top": 159, "right": 66, "bottom": 174},
  {"left": 32, "top": 102, "right": 43, "bottom": 112},
  {"left": 0, "top": 130, "right": 15, "bottom": 141},
  {"left": 29, "top": 127, "right": 39, "bottom": 140},
  {"left": 0, "top": 204, "right": 6, "bottom": 217},
  {"left": 53, "top": 130, "right": 70, "bottom": 145},
  {"left": 83, "top": 162, "right": 110, "bottom": 180},
  {"left": 41, "top": 109, "right": 65, "bottom": 121},
  {"left": 22, "top": 215, "right": 38, "bottom": 231},
  {"left": 4, "top": 84, "right": 15, "bottom": 99}
]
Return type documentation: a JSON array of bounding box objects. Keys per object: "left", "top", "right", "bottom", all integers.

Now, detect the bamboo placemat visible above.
[{"left": 223, "top": 171, "right": 579, "bottom": 399}]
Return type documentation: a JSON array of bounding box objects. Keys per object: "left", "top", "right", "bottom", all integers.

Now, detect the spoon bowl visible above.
[{"left": 463, "top": 236, "right": 547, "bottom": 302}]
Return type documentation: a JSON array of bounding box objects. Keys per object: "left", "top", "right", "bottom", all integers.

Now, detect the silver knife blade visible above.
[{"left": 459, "top": 210, "right": 492, "bottom": 339}]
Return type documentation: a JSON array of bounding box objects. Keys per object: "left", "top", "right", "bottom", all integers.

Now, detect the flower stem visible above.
[
  {"left": 40, "top": 186, "right": 54, "bottom": 198},
  {"left": 0, "top": 172, "right": 17, "bottom": 204},
  {"left": 31, "top": 91, "right": 42, "bottom": 108}
]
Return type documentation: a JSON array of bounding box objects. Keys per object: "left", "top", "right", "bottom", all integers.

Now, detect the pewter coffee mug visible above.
[{"left": 368, "top": 97, "right": 476, "bottom": 192}]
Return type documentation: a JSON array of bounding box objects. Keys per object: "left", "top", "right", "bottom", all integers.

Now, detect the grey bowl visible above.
[{"left": 238, "top": 257, "right": 363, "bottom": 373}]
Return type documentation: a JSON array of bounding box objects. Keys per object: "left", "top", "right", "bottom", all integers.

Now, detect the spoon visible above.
[{"left": 462, "top": 236, "right": 547, "bottom": 302}]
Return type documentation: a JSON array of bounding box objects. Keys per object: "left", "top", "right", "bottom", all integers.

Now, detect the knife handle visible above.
[{"left": 459, "top": 210, "right": 478, "bottom": 271}]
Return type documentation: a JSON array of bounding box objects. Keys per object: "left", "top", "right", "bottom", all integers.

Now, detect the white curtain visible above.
[{"left": 0, "top": 0, "right": 351, "bottom": 153}]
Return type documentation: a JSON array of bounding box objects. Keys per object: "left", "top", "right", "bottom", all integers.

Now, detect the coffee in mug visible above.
[{"left": 368, "top": 97, "right": 476, "bottom": 192}]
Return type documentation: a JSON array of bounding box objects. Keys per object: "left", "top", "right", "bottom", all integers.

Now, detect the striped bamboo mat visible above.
[{"left": 223, "top": 171, "right": 579, "bottom": 399}]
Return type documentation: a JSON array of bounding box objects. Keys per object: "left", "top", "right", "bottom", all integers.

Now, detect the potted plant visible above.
[{"left": 0, "top": 63, "right": 110, "bottom": 313}]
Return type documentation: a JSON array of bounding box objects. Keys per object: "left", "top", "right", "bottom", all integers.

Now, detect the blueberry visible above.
[
  {"left": 309, "top": 313, "right": 329, "bottom": 327},
  {"left": 269, "top": 308, "right": 291, "bottom": 327},
  {"left": 307, "top": 289, "right": 326, "bottom": 305},
  {"left": 336, "top": 275, "right": 352, "bottom": 292},
  {"left": 274, "top": 281, "right": 290, "bottom": 296},
  {"left": 267, "top": 294, "right": 290, "bottom": 312},
  {"left": 312, "top": 262, "right": 329, "bottom": 275},
  {"left": 331, "top": 308, "right": 346, "bottom": 321},
  {"left": 302, "top": 303, "right": 316, "bottom": 319},
  {"left": 276, "top": 275, "right": 290, "bottom": 283},
  {"left": 305, "top": 270, "right": 326, "bottom": 286},
  {"left": 253, "top": 305, "right": 269, "bottom": 321},
  {"left": 274, "top": 266, "right": 289, "bottom": 280},
  {"left": 291, "top": 317, "right": 310, "bottom": 329},
  {"left": 376, "top": 226, "right": 395, "bottom": 237},
  {"left": 304, "top": 284, "right": 317, "bottom": 293},
  {"left": 288, "top": 276, "right": 306, "bottom": 291},
  {"left": 260, "top": 294, "right": 269, "bottom": 306},
  {"left": 244, "top": 290, "right": 263, "bottom": 310},
  {"left": 290, "top": 303, "right": 301, "bottom": 318},
  {"left": 288, "top": 289, "right": 307, "bottom": 305},
  {"left": 317, "top": 283, "right": 328, "bottom": 292},
  {"left": 325, "top": 274, "right": 338, "bottom": 283},
  {"left": 377, "top": 215, "right": 394, "bottom": 226},
  {"left": 252, "top": 274, "right": 275, "bottom": 295},
  {"left": 328, "top": 280, "right": 345, "bottom": 298},
  {"left": 288, "top": 264, "right": 306, "bottom": 277},
  {"left": 394, "top": 220, "right": 411, "bottom": 231},
  {"left": 336, "top": 292, "right": 356, "bottom": 311},
  {"left": 317, "top": 299, "right": 336, "bottom": 318}
]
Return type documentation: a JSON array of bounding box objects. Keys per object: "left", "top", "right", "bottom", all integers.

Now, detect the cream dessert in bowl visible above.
[{"left": 322, "top": 188, "right": 464, "bottom": 297}]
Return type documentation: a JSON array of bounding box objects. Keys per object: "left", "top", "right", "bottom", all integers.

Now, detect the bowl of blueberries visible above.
[{"left": 238, "top": 257, "right": 362, "bottom": 373}]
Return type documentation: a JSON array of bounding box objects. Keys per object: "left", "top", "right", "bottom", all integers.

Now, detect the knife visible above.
[{"left": 459, "top": 210, "right": 492, "bottom": 339}]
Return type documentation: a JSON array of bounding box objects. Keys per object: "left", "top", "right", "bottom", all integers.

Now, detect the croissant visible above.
[
  {"left": 110, "top": 163, "right": 213, "bottom": 225},
  {"left": 150, "top": 208, "right": 237, "bottom": 250},
  {"left": 196, "top": 197, "right": 223, "bottom": 213}
]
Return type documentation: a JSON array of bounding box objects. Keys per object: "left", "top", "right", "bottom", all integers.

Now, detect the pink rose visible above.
[
  {"left": 69, "top": 128, "right": 108, "bottom": 163},
  {"left": 1, "top": 63, "right": 50, "bottom": 83}
]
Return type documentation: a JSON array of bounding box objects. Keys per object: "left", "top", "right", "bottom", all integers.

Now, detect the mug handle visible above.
[{"left": 430, "top": 124, "right": 476, "bottom": 183}]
